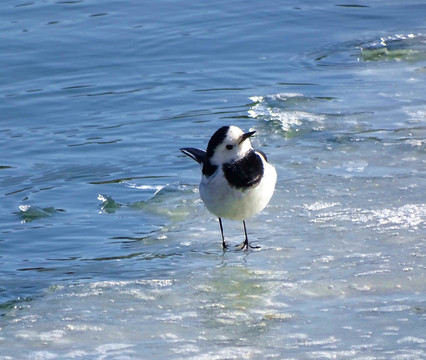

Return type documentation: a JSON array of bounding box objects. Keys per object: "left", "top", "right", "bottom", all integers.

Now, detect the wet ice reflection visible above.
[{"left": 1, "top": 264, "right": 425, "bottom": 359}]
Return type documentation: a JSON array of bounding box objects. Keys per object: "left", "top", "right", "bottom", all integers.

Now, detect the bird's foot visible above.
[
  {"left": 222, "top": 240, "right": 229, "bottom": 250},
  {"left": 235, "top": 239, "right": 260, "bottom": 251}
]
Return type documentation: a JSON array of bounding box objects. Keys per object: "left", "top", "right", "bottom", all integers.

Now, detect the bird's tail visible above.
[{"left": 180, "top": 148, "right": 206, "bottom": 164}]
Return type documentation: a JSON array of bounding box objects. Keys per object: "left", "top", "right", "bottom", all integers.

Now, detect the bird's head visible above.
[{"left": 206, "top": 126, "right": 255, "bottom": 166}]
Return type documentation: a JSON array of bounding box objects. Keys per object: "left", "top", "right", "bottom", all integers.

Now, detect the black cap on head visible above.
[{"left": 206, "top": 126, "right": 229, "bottom": 158}]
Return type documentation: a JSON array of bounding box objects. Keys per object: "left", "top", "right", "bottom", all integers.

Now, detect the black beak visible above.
[{"left": 239, "top": 131, "right": 256, "bottom": 144}]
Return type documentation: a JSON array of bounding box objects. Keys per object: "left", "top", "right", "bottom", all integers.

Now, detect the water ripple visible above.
[{"left": 308, "top": 33, "right": 426, "bottom": 67}]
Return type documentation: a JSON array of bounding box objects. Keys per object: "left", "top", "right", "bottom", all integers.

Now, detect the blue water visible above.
[{"left": 1, "top": 0, "right": 426, "bottom": 358}]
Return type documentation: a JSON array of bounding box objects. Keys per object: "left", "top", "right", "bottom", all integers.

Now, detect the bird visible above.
[{"left": 180, "top": 125, "right": 277, "bottom": 250}]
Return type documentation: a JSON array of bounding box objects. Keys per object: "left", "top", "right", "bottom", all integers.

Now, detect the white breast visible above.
[{"left": 199, "top": 157, "right": 276, "bottom": 221}]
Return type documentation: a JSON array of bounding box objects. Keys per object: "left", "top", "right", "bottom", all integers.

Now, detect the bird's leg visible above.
[
  {"left": 236, "top": 220, "right": 260, "bottom": 251},
  {"left": 218, "top": 217, "right": 228, "bottom": 249}
]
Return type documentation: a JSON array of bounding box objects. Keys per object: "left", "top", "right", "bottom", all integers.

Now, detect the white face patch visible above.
[{"left": 209, "top": 126, "right": 253, "bottom": 166}]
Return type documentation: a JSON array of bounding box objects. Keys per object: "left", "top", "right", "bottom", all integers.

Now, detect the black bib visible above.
[{"left": 222, "top": 150, "right": 264, "bottom": 189}]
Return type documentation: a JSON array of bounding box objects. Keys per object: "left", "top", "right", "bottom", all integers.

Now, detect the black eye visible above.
[{"left": 226, "top": 144, "right": 233, "bottom": 150}]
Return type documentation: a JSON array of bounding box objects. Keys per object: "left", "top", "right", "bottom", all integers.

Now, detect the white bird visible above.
[{"left": 181, "top": 125, "right": 277, "bottom": 250}]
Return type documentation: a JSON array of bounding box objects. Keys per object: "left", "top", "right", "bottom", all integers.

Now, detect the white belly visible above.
[{"left": 199, "top": 162, "right": 277, "bottom": 220}]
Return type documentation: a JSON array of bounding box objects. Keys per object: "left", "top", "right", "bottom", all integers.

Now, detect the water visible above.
[{"left": 1, "top": 0, "right": 425, "bottom": 358}]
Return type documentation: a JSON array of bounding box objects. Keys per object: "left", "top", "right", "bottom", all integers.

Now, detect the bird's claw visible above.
[{"left": 235, "top": 240, "right": 260, "bottom": 251}]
